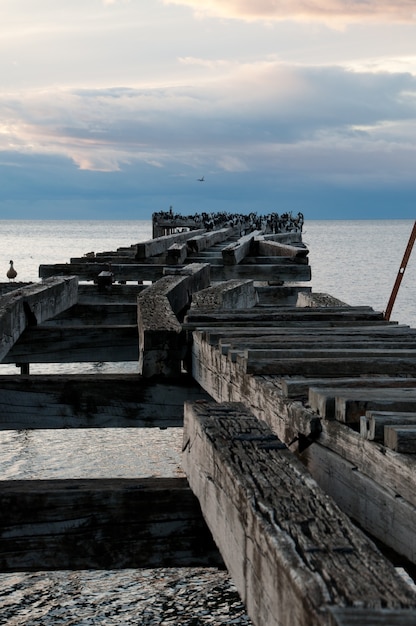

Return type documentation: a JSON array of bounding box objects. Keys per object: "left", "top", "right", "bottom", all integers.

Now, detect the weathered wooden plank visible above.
[
  {"left": 308, "top": 387, "right": 416, "bottom": 422},
  {"left": 256, "top": 286, "right": 312, "bottom": 305},
  {"left": 42, "top": 303, "right": 137, "bottom": 326},
  {"left": 191, "top": 331, "right": 416, "bottom": 514},
  {"left": 0, "top": 477, "right": 223, "bottom": 571},
  {"left": 362, "top": 411, "right": 416, "bottom": 441},
  {"left": 191, "top": 280, "right": 257, "bottom": 311},
  {"left": 0, "top": 374, "right": 209, "bottom": 428},
  {"left": 256, "top": 238, "right": 309, "bottom": 258},
  {"left": 282, "top": 377, "right": 416, "bottom": 398},
  {"left": 2, "top": 325, "right": 138, "bottom": 364},
  {"left": 261, "top": 232, "right": 303, "bottom": 244},
  {"left": 77, "top": 284, "right": 145, "bottom": 304},
  {"left": 183, "top": 401, "right": 416, "bottom": 626},
  {"left": 39, "top": 263, "right": 167, "bottom": 282},
  {"left": 0, "top": 277, "right": 78, "bottom": 361},
  {"left": 166, "top": 242, "right": 187, "bottom": 265},
  {"left": 135, "top": 228, "right": 205, "bottom": 259},
  {"left": 302, "top": 440, "right": 416, "bottom": 567},
  {"left": 328, "top": 607, "right": 416, "bottom": 626},
  {"left": 244, "top": 349, "right": 416, "bottom": 364},
  {"left": 210, "top": 263, "right": 311, "bottom": 282},
  {"left": 222, "top": 340, "right": 416, "bottom": 357},
  {"left": 336, "top": 389, "right": 416, "bottom": 424},
  {"left": 385, "top": 425, "right": 416, "bottom": 453},
  {"left": 187, "top": 227, "right": 237, "bottom": 253},
  {"left": 191, "top": 331, "right": 321, "bottom": 443},
  {"left": 138, "top": 265, "right": 210, "bottom": 377},
  {"left": 221, "top": 230, "right": 263, "bottom": 265},
  {"left": 238, "top": 255, "right": 309, "bottom": 265},
  {"left": 185, "top": 306, "right": 385, "bottom": 324},
  {"left": 243, "top": 356, "right": 416, "bottom": 377},
  {"left": 198, "top": 324, "right": 416, "bottom": 345}
]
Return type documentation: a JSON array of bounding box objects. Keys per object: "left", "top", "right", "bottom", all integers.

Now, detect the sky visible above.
[{"left": 1, "top": 1, "right": 416, "bottom": 220}]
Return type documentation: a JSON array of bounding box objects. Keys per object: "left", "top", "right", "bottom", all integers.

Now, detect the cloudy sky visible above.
[{"left": 1, "top": 0, "right": 416, "bottom": 220}]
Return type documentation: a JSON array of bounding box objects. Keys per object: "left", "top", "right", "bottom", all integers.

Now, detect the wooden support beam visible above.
[
  {"left": 239, "top": 255, "right": 309, "bottom": 266},
  {"left": 211, "top": 263, "right": 311, "bottom": 282},
  {"left": 39, "top": 262, "right": 312, "bottom": 283},
  {"left": 197, "top": 324, "right": 416, "bottom": 345},
  {"left": 43, "top": 303, "right": 138, "bottom": 326},
  {"left": 362, "top": 411, "right": 416, "bottom": 442},
  {"left": 385, "top": 424, "right": 416, "bottom": 453},
  {"left": 182, "top": 401, "right": 416, "bottom": 626},
  {"left": 328, "top": 607, "right": 416, "bottom": 626},
  {"left": 190, "top": 330, "right": 416, "bottom": 560},
  {"left": 166, "top": 243, "right": 188, "bottom": 265},
  {"left": 222, "top": 230, "right": 263, "bottom": 265},
  {"left": 261, "top": 232, "right": 303, "bottom": 244},
  {"left": 135, "top": 228, "right": 206, "bottom": 259},
  {"left": 185, "top": 305, "right": 385, "bottom": 326},
  {"left": 0, "top": 277, "right": 78, "bottom": 362},
  {"left": 2, "top": 325, "right": 138, "bottom": 364},
  {"left": 256, "top": 238, "right": 309, "bottom": 258},
  {"left": 256, "top": 286, "right": 312, "bottom": 305},
  {"left": 282, "top": 376, "right": 416, "bottom": 399},
  {"left": 0, "top": 477, "right": 223, "bottom": 571},
  {"left": 137, "top": 264, "right": 210, "bottom": 377},
  {"left": 191, "top": 280, "right": 258, "bottom": 311},
  {"left": 187, "top": 227, "right": 237, "bottom": 253},
  {"left": 303, "top": 441, "right": 416, "bottom": 568},
  {"left": 241, "top": 356, "right": 416, "bottom": 377},
  {"left": 0, "top": 374, "right": 210, "bottom": 429},
  {"left": 308, "top": 387, "right": 416, "bottom": 423},
  {"left": 39, "top": 263, "right": 167, "bottom": 282},
  {"left": 77, "top": 284, "right": 145, "bottom": 304}
]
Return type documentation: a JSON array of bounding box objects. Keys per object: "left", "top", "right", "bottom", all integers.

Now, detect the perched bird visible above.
[
  {"left": 7, "top": 260, "right": 17, "bottom": 281},
  {"left": 197, "top": 176, "right": 205, "bottom": 182}
]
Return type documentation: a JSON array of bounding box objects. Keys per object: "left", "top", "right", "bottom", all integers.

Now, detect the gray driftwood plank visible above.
[
  {"left": 183, "top": 401, "right": 416, "bottom": 626},
  {"left": 0, "top": 374, "right": 209, "bottom": 428},
  {"left": 384, "top": 424, "right": 416, "bottom": 453},
  {"left": 0, "top": 277, "right": 78, "bottom": 361},
  {"left": 2, "top": 325, "right": 138, "bottom": 364}
]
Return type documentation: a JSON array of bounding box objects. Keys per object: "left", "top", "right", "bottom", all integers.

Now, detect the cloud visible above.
[
  {"left": 163, "top": 0, "right": 416, "bottom": 25},
  {"left": 0, "top": 61, "right": 415, "bottom": 186}
]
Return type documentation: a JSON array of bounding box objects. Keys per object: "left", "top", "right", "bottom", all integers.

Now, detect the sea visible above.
[{"left": 0, "top": 218, "right": 415, "bottom": 624}]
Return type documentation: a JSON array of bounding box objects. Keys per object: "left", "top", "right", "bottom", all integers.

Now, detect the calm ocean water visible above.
[{"left": 0, "top": 218, "right": 415, "bottom": 623}]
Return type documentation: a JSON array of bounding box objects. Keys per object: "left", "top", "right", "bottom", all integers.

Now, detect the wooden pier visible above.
[{"left": 1, "top": 210, "right": 416, "bottom": 625}]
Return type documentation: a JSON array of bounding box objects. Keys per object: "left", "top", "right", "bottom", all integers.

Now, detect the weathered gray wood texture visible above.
[
  {"left": 189, "top": 304, "right": 416, "bottom": 563},
  {"left": 256, "top": 238, "right": 309, "bottom": 258},
  {"left": 183, "top": 401, "right": 416, "bottom": 626},
  {"left": 0, "top": 374, "right": 209, "bottom": 428},
  {"left": 0, "top": 276, "right": 78, "bottom": 361},
  {"left": 222, "top": 230, "right": 263, "bottom": 265},
  {"left": 137, "top": 264, "right": 210, "bottom": 377},
  {"left": 191, "top": 280, "right": 258, "bottom": 311},
  {"left": 0, "top": 477, "right": 223, "bottom": 571},
  {"left": 136, "top": 228, "right": 206, "bottom": 258},
  {"left": 2, "top": 324, "right": 138, "bottom": 363},
  {"left": 363, "top": 410, "right": 416, "bottom": 442}
]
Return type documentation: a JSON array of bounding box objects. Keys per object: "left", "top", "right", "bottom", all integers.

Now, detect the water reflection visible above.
[{"left": 0, "top": 428, "right": 184, "bottom": 480}]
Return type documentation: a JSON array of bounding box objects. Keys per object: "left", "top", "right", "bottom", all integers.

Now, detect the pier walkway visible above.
[{"left": 0, "top": 211, "right": 416, "bottom": 625}]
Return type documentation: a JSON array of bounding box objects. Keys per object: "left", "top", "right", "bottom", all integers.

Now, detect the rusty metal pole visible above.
[{"left": 384, "top": 220, "right": 416, "bottom": 321}]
